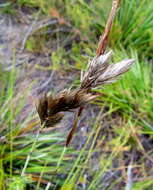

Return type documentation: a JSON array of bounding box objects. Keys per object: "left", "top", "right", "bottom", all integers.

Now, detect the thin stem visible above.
[
  {"left": 36, "top": 160, "right": 48, "bottom": 190},
  {"left": 45, "top": 182, "right": 51, "bottom": 190},
  {"left": 66, "top": 106, "right": 84, "bottom": 147},
  {"left": 21, "top": 123, "right": 44, "bottom": 176},
  {"left": 71, "top": 0, "right": 121, "bottom": 147},
  {"left": 45, "top": 146, "right": 67, "bottom": 190},
  {"left": 56, "top": 146, "right": 67, "bottom": 169},
  {"left": 96, "top": 0, "right": 121, "bottom": 56},
  {"left": 9, "top": 50, "right": 16, "bottom": 177}
]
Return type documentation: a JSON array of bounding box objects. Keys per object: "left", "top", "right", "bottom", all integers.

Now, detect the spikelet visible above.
[
  {"left": 80, "top": 51, "right": 113, "bottom": 89},
  {"left": 94, "top": 58, "right": 134, "bottom": 85},
  {"left": 81, "top": 51, "right": 134, "bottom": 89},
  {"left": 37, "top": 52, "right": 134, "bottom": 128},
  {"left": 37, "top": 89, "right": 98, "bottom": 127},
  {"left": 36, "top": 0, "right": 134, "bottom": 146}
]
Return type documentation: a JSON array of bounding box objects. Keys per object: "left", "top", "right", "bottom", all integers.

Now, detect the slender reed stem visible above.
[
  {"left": 21, "top": 123, "right": 44, "bottom": 176},
  {"left": 96, "top": 0, "right": 121, "bottom": 55},
  {"left": 45, "top": 146, "right": 67, "bottom": 190},
  {"left": 67, "top": 0, "right": 121, "bottom": 146}
]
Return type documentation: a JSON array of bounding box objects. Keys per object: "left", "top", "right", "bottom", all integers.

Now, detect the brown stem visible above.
[
  {"left": 66, "top": 105, "right": 84, "bottom": 146},
  {"left": 96, "top": 0, "right": 121, "bottom": 56},
  {"left": 66, "top": 113, "right": 80, "bottom": 147},
  {"left": 66, "top": 0, "right": 121, "bottom": 146}
]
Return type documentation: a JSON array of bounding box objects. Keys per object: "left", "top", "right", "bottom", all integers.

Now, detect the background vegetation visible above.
[{"left": 0, "top": 0, "right": 153, "bottom": 189}]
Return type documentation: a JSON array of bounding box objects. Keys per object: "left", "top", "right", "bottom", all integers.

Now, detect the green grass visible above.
[
  {"left": 0, "top": 65, "right": 75, "bottom": 189},
  {"left": 0, "top": 0, "right": 153, "bottom": 189},
  {"left": 98, "top": 49, "right": 153, "bottom": 123}
]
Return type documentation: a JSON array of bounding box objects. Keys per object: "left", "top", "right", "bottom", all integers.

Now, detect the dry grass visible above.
[{"left": 36, "top": 0, "right": 134, "bottom": 146}]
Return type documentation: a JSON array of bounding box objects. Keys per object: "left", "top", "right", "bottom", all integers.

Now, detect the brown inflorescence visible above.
[
  {"left": 36, "top": 0, "right": 134, "bottom": 145},
  {"left": 37, "top": 51, "right": 134, "bottom": 128}
]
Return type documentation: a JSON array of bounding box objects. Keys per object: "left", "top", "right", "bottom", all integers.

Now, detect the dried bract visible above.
[
  {"left": 36, "top": 0, "right": 134, "bottom": 146},
  {"left": 37, "top": 93, "right": 48, "bottom": 125},
  {"left": 37, "top": 89, "right": 97, "bottom": 127},
  {"left": 81, "top": 51, "right": 134, "bottom": 89},
  {"left": 37, "top": 51, "right": 134, "bottom": 140}
]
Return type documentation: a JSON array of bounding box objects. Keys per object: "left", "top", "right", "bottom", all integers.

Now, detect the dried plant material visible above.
[
  {"left": 37, "top": 93, "right": 48, "bottom": 125},
  {"left": 50, "top": 8, "right": 67, "bottom": 25},
  {"left": 47, "top": 89, "right": 97, "bottom": 114},
  {"left": 36, "top": 51, "right": 134, "bottom": 142},
  {"left": 76, "top": 0, "right": 121, "bottom": 139},
  {"left": 81, "top": 51, "right": 113, "bottom": 89},
  {"left": 97, "top": 0, "right": 120, "bottom": 55},
  {"left": 81, "top": 51, "right": 134, "bottom": 89},
  {"left": 66, "top": 116, "right": 79, "bottom": 147},
  {"left": 45, "top": 113, "right": 64, "bottom": 127},
  {"left": 37, "top": 89, "right": 98, "bottom": 127},
  {"left": 36, "top": 0, "right": 134, "bottom": 146},
  {"left": 18, "top": 120, "right": 40, "bottom": 135},
  {"left": 94, "top": 58, "right": 134, "bottom": 85}
]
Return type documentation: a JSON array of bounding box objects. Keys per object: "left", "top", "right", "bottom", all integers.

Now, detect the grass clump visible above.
[
  {"left": 0, "top": 67, "right": 75, "bottom": 189},
  {"left": 0, "top": 0, "right": 153, "bottom": 189}
]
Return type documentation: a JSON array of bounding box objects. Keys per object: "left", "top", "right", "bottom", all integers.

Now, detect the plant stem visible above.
[
  {"left": 21, "top": 123, "right": 44, "bottom": 176},
  {"left": 96, "top": 0, "right": 121, "bottom": 55}
]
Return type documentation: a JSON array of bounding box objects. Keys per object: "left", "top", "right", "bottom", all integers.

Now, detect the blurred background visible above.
[{"left": 0, "top": 0, "right": 153, "bottom": 189}]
